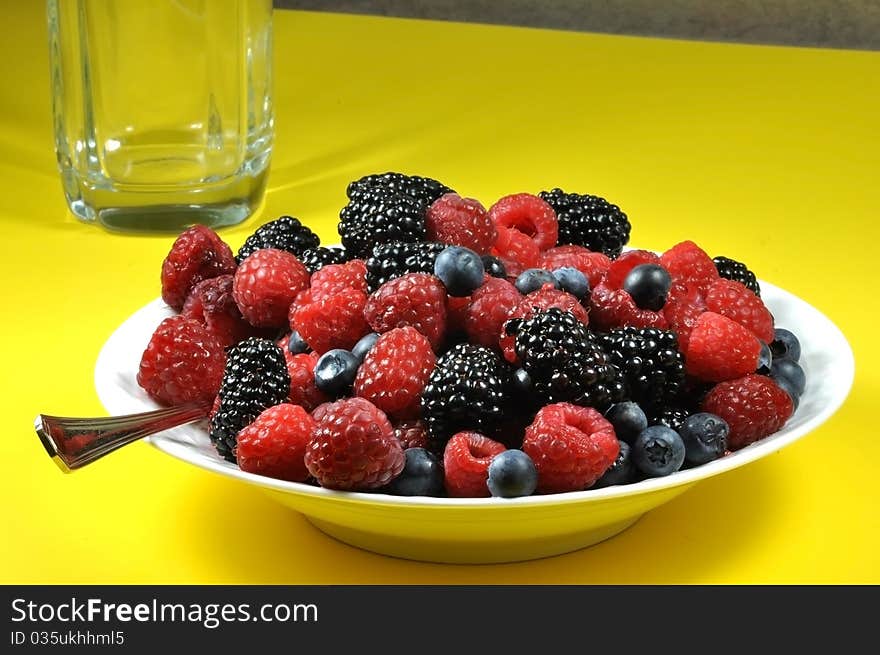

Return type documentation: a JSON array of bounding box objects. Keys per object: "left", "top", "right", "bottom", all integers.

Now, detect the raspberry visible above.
[
  {"left": 161, "top": 225, "right": 236, "bottom": 311},
  {"left": 522, "top": 403, "right": 619, "bottom": 493},
  {"left": 394, "top": 420, "right": 429, "bottom": 450},
  {"left": 704, "top": 278, "right": 774, "bottom": 343},
  {"left": 604, "top": 249, "right": 661, "bottom": 290},
  {"left": 233, "top": 248, "right": 310, "bottom": 328},
  {"left": 589, "top": 282, "right": 669, "bottom": 331},
  {"left": 236, "top": 404, "right": 315, "bottom": 482},
  {"left": 491, "top": 225, "right": 540, "bottom": 277},
  {"left": 443, "top": 432, "right": 506, "bottom": 497},
  {"left": 701, "top": 374, "right": 793, "bottom": 449},
  {"left": 426, "top": 193, "right": 497, "bottom": 254},
  {"left": 488, "top": 193, "right": 558, "bottom": 251},
  {"left": 283, "top": 351, "right": 329, "bottom": 411},
  {"left": 364, "top": 273, "right": 448, "bottom": 350},
  {"left": 663, "top": 282, "right": 707, "bottom": 351},
  {"left": 539, "top": 245, "right": 611, "bottom": 289},
  {"left": 685, "top": 311, "right": 761, "bottom": 382},
  {"left": 182, "top": 274, "right": 257, "bottom": 347},
  {"left": 353, "top": 327, "right": 437, "bottom": 420},
  {"left": 660, "top": 241, "right": 719, "bottom": 294},
  {"left": 305, "top": 398, "right": 405, "bottom": 490},
  {"left": 291, "top": 288, "right": 370, "bottom": 354},
  {"left": 463, "top": 277, "right": 521, "bottom": 348},
  {"left": 137, "top": 315, "right": 225, "bottom": 406},
  {"left": 446, "top": 294, "right": 472, "bottom": 335},
  {"left": 500, "top": 284, "right": 591, "bottom": 362},
  {"left": 308, "top": 259, "right": 368, "bottom": 302}
]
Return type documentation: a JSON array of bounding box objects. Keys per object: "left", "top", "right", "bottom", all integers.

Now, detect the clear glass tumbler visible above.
[{"left": 48, "top": 0, "right": 273, "bottom": 232}]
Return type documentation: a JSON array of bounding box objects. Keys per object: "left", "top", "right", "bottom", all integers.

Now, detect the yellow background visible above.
[{"left": 1, "top": 4, "right": 877, "bottom": 583}]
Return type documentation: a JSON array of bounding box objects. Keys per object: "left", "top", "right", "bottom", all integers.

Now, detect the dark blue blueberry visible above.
[
  {"left": 434, "top": 246, "right": 485, "bottom": 297},
  {"left": 770, "top": 328, "right": 801, "bottom": 362},
  {"left": 622, "top": 263, "right": 672, "bottom": 311},
  {"left": 604, "top": 401, "right": 648, "bottom": 445},
  {"left": 351, "top": 332, "right": 380, "bottom": 363},
  {"left": 514, "top": 268, "right": 559, "bottom": 295},
  {"left": 287, "top": 330, "right": 310, "bottom": 355},
  {"left": 552, "top": 266, "right": 589, "bottom": 300},
  {"left": 632, "top": 426, "right": 685, "bottom": 477},
  {"left": 771, "top": 358, "right": 805, "bottom": 397},
  {"left": 487, "top": 450, "right": 538, "bottom": 498},
  {"left": 756, "top": 342, "right": 773, "bottom": 375},
  {"left": 773, "top": 376, "right": 801, "bottom": 412},
  {"left": 481, "top": 255, "right": 507, "bottom": 279},
  {"left": 679, "top": 412, "right": 729, "bottom": 465},
  {"left": 385, "top": 448, "right": 444, "bottom": 496},
  {"left": 512, "top": 368, "right": 532, "bottom": 395},
  {"left": 314, "top": 349, "right": 359, "bottom": 395},
  {"left": 592, "top": 441, "right": 636, "bottom": 488}
]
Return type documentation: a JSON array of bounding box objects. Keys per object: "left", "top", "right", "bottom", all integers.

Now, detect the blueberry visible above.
[
  {"left": 434, "top": 246, "right": 485, "bottom": 297},
  {"left": 512, "top": 368, "right": 532, "bottom": 395},
  {"left": 314, "top": 349, "right": 359, "bottom": 395},
  {"left": 481, "top": 255, "right": 507, "bottom": 279},
  {"left": 771, "top": 358, "right": 806, "bottom": 397},
  {"left": 756, "top": 342, "right": 773, "bottom": 375},
  {"left": 770, "top": 328, "right": 801, "bottom": 362},
  {"left": 552, "top": 267, "right": 589, "bottom": 300},
  {"left": 632, "top": 426, "right": 686, "bottom": 477},
  {"left": 514, "top": 268, "right": 559, "bottom": 295},
  {"left": 487, "top": 450, "right": 538, "bottom": 498},
  {"left": 773, "top": 376, "right": 801, "bottom": 412},
  {"left": 592, "top": 441, "right": 636, "bottom": 488},
  {"left": 622, "top": 263, "right": 672, "bottom": 311},
  {"left": 351, "top": 332, "right": 380, "bottom": 363},
  {"left": 604, "top": 401, "right": 648, "bottom": 445},
  {"left": 287, "top": 330, "right": 310, "bottom": 355},
  {"left": 385, "top": 448, "right": 444, "bottom": 497},
  {"left": 679, "top": 413, "right": 729, "bottom": 465}
]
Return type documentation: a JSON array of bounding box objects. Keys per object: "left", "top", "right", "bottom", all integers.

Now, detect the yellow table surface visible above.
[{"left": 1, "top": 3, "right": 877, "bottom": 584}]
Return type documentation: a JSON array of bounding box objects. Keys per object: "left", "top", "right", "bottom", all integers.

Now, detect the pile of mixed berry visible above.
[{"left": 137, "top": 172, "right": 806, "bottom": 498}]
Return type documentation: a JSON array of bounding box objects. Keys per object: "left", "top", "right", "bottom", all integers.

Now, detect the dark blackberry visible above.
[
  {"left": 346, "top": 171, "right": 454, "bottom": 207},
  {"left": 510, "top": 308, "right": 625, "bottom": 410},
  {"left": 421, "top": 343, "right": 510, "bottom": 449},
  {"left": 539, "top": 188, "right": 631, "bottom": 258},
  {"left": 236, "top": 215, "right": 320, "bottom": 262},
  {"left": 647, "top": 405, "right": 691, "bottom": 433},
  {"left": 299, "top": 246, "right": 348, "bottom": 273},
  {"left": 209, "top": 338, "right": 290, "bottom": 462},
  {"left": 338, "top": 187, "right": 427, "bottom": 258},
  {"left": 365, "top": 241, "right": 446, "bottom": 291},
  {"left": 713, "top": 256, "right": 761, "bottom": 297},
  {"left": 597, "top": 328, "right": 685, "bottom": 407}
]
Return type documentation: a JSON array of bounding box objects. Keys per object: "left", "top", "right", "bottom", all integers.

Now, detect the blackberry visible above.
[
  {"left": 236, "top": 215, "right": 320, "bottom": 262},
  {"left": 338, "top": 186, "right": 427, "bottom": 258},
  {"left": 647, "top": 405, "right": 691, "bottom": 433},
  {"left": 511, "top": 308, "right": 625, "bottom": 410},
  {"left": 346, "top": 171, "right": 454, "bottom": 207},
  {"left": 713, "top": 256, "right": 761, "bottom": 297},
  {"left": 209, "top": 338, "right": 290, "bottom": 462},
  {"left": 597, "top": 328, "right": 685, "bottom": 407},
  {"left": 299, "top": 246, "right": 348, "bottom": 273},
  {"left": 539, "top": 188, "right": 631, "bottom": 258},
  {"left": 421, "top": 343, "right": 510, "bottom": 449},
  {"left": 365, "top": 241, "right": 446, "bottom": 291}
]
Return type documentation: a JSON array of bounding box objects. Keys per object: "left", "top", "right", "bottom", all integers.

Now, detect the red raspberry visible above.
[
  {"left": 291, "top": 288, "right": 370, "bottom": 354},
  {"left": 364, "top": 273, "right": 448, "bottom": 350},
  {"left": 443, "top": 432, "right": 506, "bottom": 497},
  {"left": 182, "top": 274, "right": 258, "bottom": 347},
  {"left": 660, "top": 240, "right": 719, "bottom": 294},
  {"left": 522, "top": 403, "right": 619, "bottom": 493},
  {"left": 161, "top": 225, "right": 236, "bottom": 311},
  {"left": 589, "top": 282, "right": 668, "bottom": 331},
  {"left": 283, "top": 351, "right": 329, "bottom": 411},
  {"left": 539, "top": 245, "right": 611, "bottom": 289},
  {"left": 137, "top": 315, "right": 225, "bottom": 406},
  {"left": 309, "top": 259, "right": 367, "bottom": 303},
  {"left": 394, "top": 420, "right": 429, "bottom": 450},
  {"left": 305, "top": 398, "right": 405, "bottom": 490},
  {"left": 236, "top": 404, "right": 315, "bottom": 482},
  {"left": 446, "top": 294, "right": 472, "bottom": 335},
  {"left": 604, "top": 249, "right": 661, "bottom": 290},
  {"left": 701, "top": 374, "right": 793, "bottom": 449},
  {"left": 488, "top": 193, "right": 558, "bottom": 251},
  {"left": 353, "top": 327, "right": 437, "bottom": 420},
  {"left": 233, "top": 248, "right": 310, "bottom": 328},
  {"left": 685, "top": 311, "right": 761, "bottom": 382},
  {"left": 426, "top": 193, "right": 497, "bottom": 254},
  {"left": 704, "top": 278, "right": 774, "bottom": 343},
  {"left": 663, "top": 282, "right": 707, "bottom": 351},
  {"left": 491, "top": 225, "right": 540, "bottom": 277},
  {"left": 500, "top": 284, "right": 590, "bottom": 362},
  {"left": 464, "top": 277, "right": 521, "bottom": 348}
]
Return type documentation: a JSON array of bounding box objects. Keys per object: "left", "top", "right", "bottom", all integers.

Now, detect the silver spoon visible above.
[{"left": 34, "top": 403, "right": 208, "bottom": 473}]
